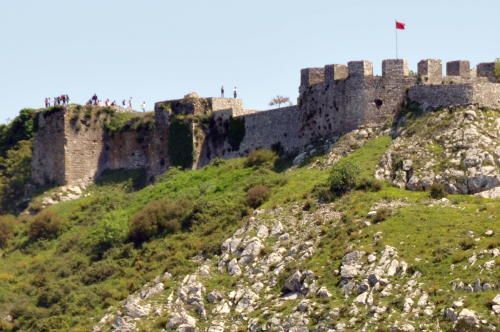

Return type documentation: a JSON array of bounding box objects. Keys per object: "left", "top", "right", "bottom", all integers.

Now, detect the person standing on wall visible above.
[
  {"left": 221, "top": 85, "right": 225, "bottom": 98},
  {"left": 141, "top": 101, "right": 147, "bottom": 112},
  {"left": 233, "top": 86, "right": 237, "bottom": 99}
]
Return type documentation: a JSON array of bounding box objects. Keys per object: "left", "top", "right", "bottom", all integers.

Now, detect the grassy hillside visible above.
[
  {"left": 0, "top": 108, "right": 498, "bottom": 331},
  {"left": 0, "top": 151, "right": 328, "bottom": 331}
]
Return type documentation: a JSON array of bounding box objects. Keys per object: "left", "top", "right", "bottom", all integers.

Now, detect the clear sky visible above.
[{"left": 1, "top": 0, "right": 499, "bottom": 122}]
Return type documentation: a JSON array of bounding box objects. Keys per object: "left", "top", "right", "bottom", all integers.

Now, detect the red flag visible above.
[{"left": 396, "top": 21, "right": 406, "bottom": 30}]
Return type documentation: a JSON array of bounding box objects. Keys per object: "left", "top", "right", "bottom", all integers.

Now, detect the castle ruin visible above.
[{"left": 32, "top": 59, "right": 500, "bottom": 187}]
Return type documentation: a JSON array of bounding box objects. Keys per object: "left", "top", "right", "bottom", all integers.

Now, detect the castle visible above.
[{"left": 31, "top": 59, "right": 500, "bottom": 187}]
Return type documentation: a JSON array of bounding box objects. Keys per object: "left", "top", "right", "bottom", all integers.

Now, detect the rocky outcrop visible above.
[
  {"left": 94, "top": 204, "right": 341, "bottom": 331},
  {"left": 376, "top": 107, "right": 500, "bottom": 194},
  {"left": 93, "top": 198, "right": 499, "bottom": 331}
]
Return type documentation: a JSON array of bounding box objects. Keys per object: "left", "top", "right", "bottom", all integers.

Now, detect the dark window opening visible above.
[{"left": 374, "top": 99, "right": 383, "bottom": 109}]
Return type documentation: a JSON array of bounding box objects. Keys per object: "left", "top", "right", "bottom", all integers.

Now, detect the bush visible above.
[
  {"left": 245, "top": 149, "right": 277, "bottom": 168},
  {"left": 246, "top": 185, "right": 270, "bottom": 208},
  {"left": 0, "top": 215, "right": 15, "bottom": 248},
  {"left": 373, "top": 208, "right": 390, "bottom": 223},
  {"left": 429, "top": 183, "right": 447, "bottom": 199},
  {"left": 28, "top": 210, "right": 62, "bottom": 241},
  {"left": 329, "top": 161, "right": 359, "bottom": 197},
  {"left": 128, "top": 198, "right": 191, "bottom": 244},
  {"left": 82, "top": 260, "right": 120, "bottom": 285},
  {"left": 459, "top": 238, "right": 475, "bottom": 251},
  {"left": 356, "top": 177, "right": 383, "bottom": 192},
  {"left": 0, "top": 140, "right": 33, "bottom": 213}
]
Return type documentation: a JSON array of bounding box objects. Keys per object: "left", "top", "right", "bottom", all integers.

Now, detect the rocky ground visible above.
[
  {"left": 376, "top": 107, "right": 500, "bottom": 196},
  {"left": 93, "top": 200, "right": 499, "bottom": 331}
]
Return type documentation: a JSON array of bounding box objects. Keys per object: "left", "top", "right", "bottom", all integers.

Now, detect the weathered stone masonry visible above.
[{"left": 32, "top": 58, "right": 500, "bottom": 186}]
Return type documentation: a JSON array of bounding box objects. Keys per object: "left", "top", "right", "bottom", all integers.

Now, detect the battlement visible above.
[
  {"left": 300, "top": 59, "right": 499, "bottom": 89},
  {"left": 446, "top": 60, "right": 471, "bottom": 78},
  {"left": 324, "top": 64, "right": 348, "bottom": 84},
  {"left": 477, "top": 62, "right": 498, "bottom": 82},
  {"left": 418, "top": 59, "right": 443, "bottom": 85},
  {"left": 382, "top": 59, "right": 409, "bottom": 78},
  {"left": 348, "top": 60, "right": 373, "bottom": 78}
]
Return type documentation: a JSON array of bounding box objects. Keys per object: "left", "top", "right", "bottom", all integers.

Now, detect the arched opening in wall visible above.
[
  {"left": 374, "top": 99, "right": 383, "bottom": 109},
  {"left": 160, "top": 159, "right": 166, "bottom": 167}
]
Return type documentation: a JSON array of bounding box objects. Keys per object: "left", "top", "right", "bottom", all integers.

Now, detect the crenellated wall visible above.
[{"left": 32, "top": 58, "right": 500, "bottom": 187}]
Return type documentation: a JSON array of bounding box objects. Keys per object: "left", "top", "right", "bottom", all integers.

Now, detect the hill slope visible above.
[{"left": 0, "top": 106, "right": 498, "bottom": 331}]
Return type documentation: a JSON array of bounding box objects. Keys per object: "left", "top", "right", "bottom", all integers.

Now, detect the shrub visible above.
[
  {"left": 128, "top": 214, "right": 159, "bottom": 244},
  {"left": 28, "top": 210, "right": 62, "bottom": 241},
  {"left": 90, "top": 220, "right": 125, "bottom": 259},
  {"left": 0, "top": 215, "right": 16, "bottom": 248},
  {"left": 244, "top": 149, "right": 277, "bottom": 168},
  {"left": 0, "top": 140, "right": 33, "bottom": 213},
  {"left": 128, "top": 198, "right": 192, "bottom": 244},
  {"left": 356, "top": 177, "right": 383, "bottom": 192},
  {"left": 329, "top": 161, "right": 359, "bottom": 197},
  {"left": 81, "top": 260, "right": 120, "bottom": 285},
  {"left": 459, "top": 238, "right": 475, "bottom": 250},
  {"left": 429, "top": 183, "right": 447, "bottom": 199},
  {"left": 246, "top": 185, "right": 270, "bottom": 208},
  {"left": 373, "top": 208, "right": 390, "bottom": 223}
]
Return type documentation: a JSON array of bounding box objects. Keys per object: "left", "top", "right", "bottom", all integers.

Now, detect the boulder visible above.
[
  {"left": 283, "top": 271, "right": 303, "bottom": 293},
  {"left": 457, "top": 308, "right": 479, "bottom": 326},
  {"left": 227, "top": 258, "right": 242, "bottom": 276}
]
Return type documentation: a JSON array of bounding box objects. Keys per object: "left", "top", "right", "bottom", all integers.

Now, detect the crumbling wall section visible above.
[
  {"left": 63, "top": 114, "right": 106, "bottom": 185},
  {"left": 32, "top": 108, "right": 66, "bottom": 186}
]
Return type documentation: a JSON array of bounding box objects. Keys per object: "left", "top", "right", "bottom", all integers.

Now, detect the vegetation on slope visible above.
[
  {"left": 0, "top": 107, "right": 498, "bottom": 331},
  {"left": 0, "top": 109, "right": 36, "bottom": 213},
  {"left": 0, "top": 150, "right": 328, "bottom": 331}
]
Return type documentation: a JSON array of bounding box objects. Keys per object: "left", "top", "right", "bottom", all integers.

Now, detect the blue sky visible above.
[{"left": 1, "top": 0, "right": 499, "bottom": 122}]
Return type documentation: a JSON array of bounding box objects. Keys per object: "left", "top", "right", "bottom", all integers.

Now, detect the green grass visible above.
[
  {"left": 0, "top": 129, "right": 498, "bottom": 330},
  {"left": 0, "top": 153, "right": 333, "bottom": 331}
]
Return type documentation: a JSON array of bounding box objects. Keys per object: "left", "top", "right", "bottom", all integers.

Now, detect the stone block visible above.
[
  {"left": 418, "top": 59, "right": 442, "bottom": 85},
  {"left": 300, "top": 68, "right": 325, "bottom": 87},
  {"left": 348, "top": 61, "right": 373, "bottom": 78},
  {"left": 382, "top": 59, "right": 409, "bottom": 78},
  {"left": 324, "top": 64, "right": 348, "bottom": 83},
  {"left": 446, "top": 60, "right": 470, "bottom": 78},
  {"left": 477, "top": 62, "right": 497, "bottom": 82}
]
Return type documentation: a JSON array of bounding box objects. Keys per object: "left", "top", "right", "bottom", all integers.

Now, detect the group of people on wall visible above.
[
  {"left": 44, "top": 94, "right": 147, "bottom": 112},
  {"left": 87, "top": 94, "right": 147, "bottom": 111},
  {"left": 44, "top": 95, "right": 69, "bottom": 108},
  {"left": 44, "top": 86, "right": 240, "bottom": 113}
]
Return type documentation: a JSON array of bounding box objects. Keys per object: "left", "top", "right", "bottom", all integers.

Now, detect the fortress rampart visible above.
[{"left": 32, "top": 58, "right": 500, "bottom": 187}]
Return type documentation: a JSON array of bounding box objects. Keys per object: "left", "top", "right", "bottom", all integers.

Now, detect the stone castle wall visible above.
[
  {"left": 32, "top": 58, "right": 500, "bottom": 187},
  {"left": 228, "top": 106, "right": 302, "bottom": 157},
  {"left": 298, "top": 60, "right": 417, "bottom": 145},
  {"left": 63, "top": 117, "right": 106, "bottom": 185},
  {"left": 32, "top": 109, "right": 66, "bottom": 186}
]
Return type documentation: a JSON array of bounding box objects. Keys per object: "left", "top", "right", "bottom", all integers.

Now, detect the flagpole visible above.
[{"left": 395, "top": 20, "right": 398, "bottom": 59}]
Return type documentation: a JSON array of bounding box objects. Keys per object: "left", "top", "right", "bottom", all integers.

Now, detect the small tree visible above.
[{"left": 269, "top": 96, "right": 291, "bottom": 109}]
